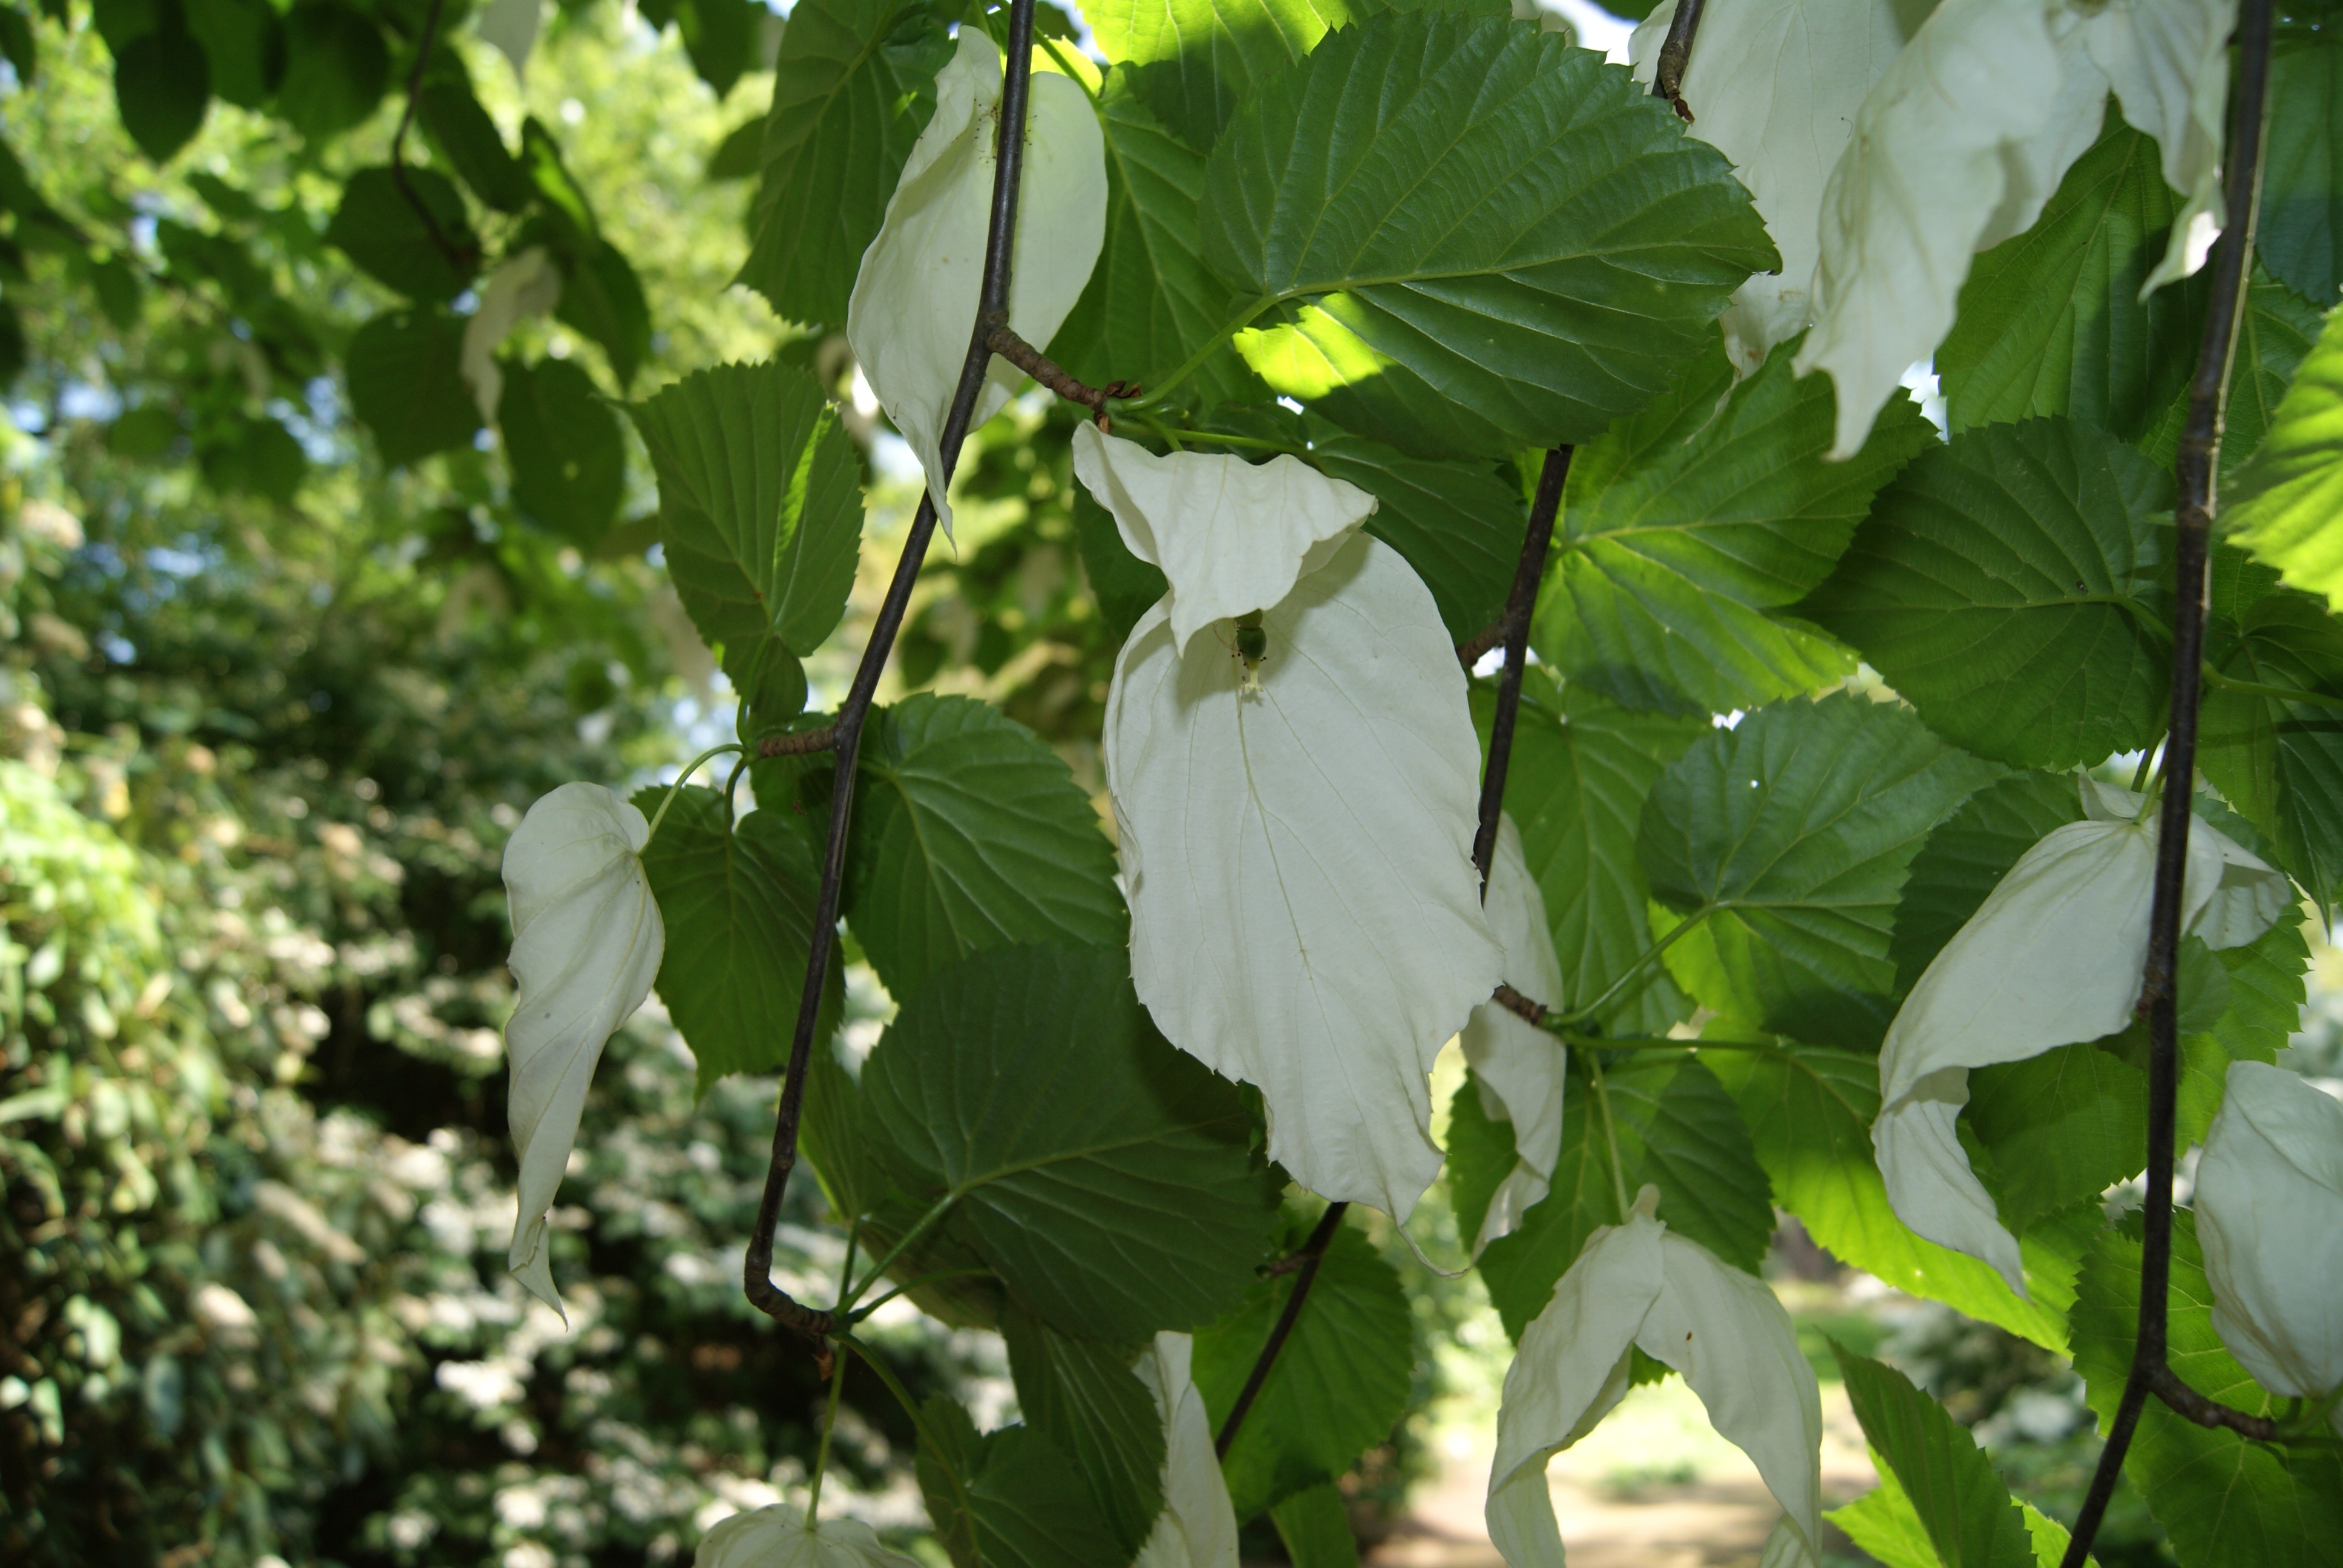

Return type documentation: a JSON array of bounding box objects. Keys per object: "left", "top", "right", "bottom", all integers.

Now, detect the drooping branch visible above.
[
  {"left": 983, "top": 321, "right": 1136, "bottom": 425},
  {"left": 1472, "top": 446, "right": 1569, "bottom": 889},
  {"left": 757, "top": 724, "right": 839, "bottom": 758},
  {"left": 390, "top": 0, "right": 477, "bottom": 276},
  {"left": 2060, "top": 1, "right": 2277, "bottom": 1558},
  {"left": 1215, "top": 1200, "right": 1348, "bottom": 1457},
  {"left": 742, "top": 0, "right": 1045, "bottom": 1342},
  {"left": 1650, "top": 0, "right": 1707, "bottom": 121}
]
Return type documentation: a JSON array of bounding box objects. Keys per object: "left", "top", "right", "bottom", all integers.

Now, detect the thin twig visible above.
[
  {"left": 1455, "top": 618, "right": 1506, "bottom": 670},
  {"left": 2149, "top": 1365, "right": 2282, "bottom": 1441},
  {"left": 2062, "top": 2, "right": 2276, "bottom": 1558},
  {"left": 742, "top": 0, "right": 1044, "bottom": 1342},
  {"left": 1472, "top": 447, "right": 1569, "bottom": 890},
  {"left": 1493, "top": 983, "right": 1547, "bottom": 1024},
  {"left": 982, "top": 321, "right": 1135, "bottom": 425},
  {"left": 758, "top": 724, "right": 839, "bottom": 758},
  {"left": 1651, "top": 0, "right": 1706, "bottom": 121},
  {"left": 1216, "top": 1201, "right": 1348, "bottom": 1457},
  {"left": 389, "top": 0, "right": 475, "bottom": 275}
]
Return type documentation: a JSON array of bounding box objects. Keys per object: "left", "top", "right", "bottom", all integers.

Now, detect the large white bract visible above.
[
  {"left": 693, "top": 1503, "right": 925, "bottom": 1567},
  {"left": 2195, "top": 1062, "right": 2343, "bottom": 1430},
  {"left": 1460, "top": 816, "right": 1568, "bottom": 1255},
  {"left": 1105, "top": 531, "right": 1499, "bottom": 1221},
  {"left": 462, "top": 246, "right": 563, "bottom": 426},
  {"left": 501, "top": 782, "right": 665, "bottom": 1313},
  {"left": 2078, "top": 0, "right": 2238, "bottom": 290},
  {"left": 845, "top": 28, "right": 1106, "bottom": 538},
  {"left": 1132, "top": 1332, "right": 1242, "bottom": 1568},
  {"left": 1487, "top": 1189, "right": 1823, "bottom": 1568},
  {"left": 1872, "top": 779, "right": 2289, "bottom": 1292}
]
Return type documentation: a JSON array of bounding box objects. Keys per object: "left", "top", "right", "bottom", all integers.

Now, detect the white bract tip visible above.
[
  {"left": 2195, "top": 1062, "right": 2343, "bottom": 1429},
  {"left": 463, "top": 247, "right": 564, "bottom": 427},
  {"left": 2076, "top": 0, "right": 2236, "bottom": 292},
  {"left": 475, "top": 0, "right": 543, "bottom": 79},
  {"left": 501, "top": 782, "right": 664, "bottom": 1315},
  {"left": 1872, "top": 779, "right": 2288, "bottom": 1293},
  {"left": 693, "top": 1502, "right": 925, "bottom": 1567},
  {"left": 1487, "top": 1195, "right": 1823, "bottom": 1567},
  {"left": 1106, "top": 532, "right": 1500, "bottom": 1221},
  {"left": 846, "top": 29, "right": 1106, "bottom": 538},
  {"left": 1460, "top": 817, "right": 1568, "bottom": 1255},
  {"left": 1132, "top": 1333, "right": 1242, "bottom": 1568},
  {"left": 1071, "top": 423, "right": 1378, "bottom": 655}
]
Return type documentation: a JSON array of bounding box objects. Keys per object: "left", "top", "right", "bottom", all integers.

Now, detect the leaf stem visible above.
[
  {"left": 1544, "top": 906, "right": 1713, "bottom": 1030},
  {"left": 845, "top": 1267, "right": 995, "bottom": 1322},
  {"left": 837, "top": 1188, "right": 968, "bottom": 1317},
  {"left": 1473, "top": 446, "right": 1570, "bottom": 889},
  {"left": 1584, "top": 1050, "right": 1633, "bottom": 1218},
  {"left": 805, "top": 1229, "right": 860, "bottom": 1519},
  {"left": 1116, "top": 295, "right": 1279, "bottom": 412},
  {"left": 2198, "top": 665, "right": 2343, "bottom": 713},
  {"left": 641, "top": 742, "right": 746, "bottom": 848},
  {"left": 1214, "top": 1200, "right": 1348, "bottom": 1458}
]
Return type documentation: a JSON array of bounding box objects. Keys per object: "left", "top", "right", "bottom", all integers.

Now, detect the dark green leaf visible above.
[
  {"left": 1640, "top": 693, "right": 2001, "bottom": 1048},
  {"left": 1536, "top": 336, "right": 1927, "bottom": 716},
  {"left": 1890, "top": 769, "right": 2088, "bottom": 993},
  {"left": 1270, "top": 1481, "right": 1360, "bottom": 1567},
  {"left": 1939, "top": 120, "right": 2210, "bottom": 441},
  {"left": 1199, "top": 13, "right": 1776, "bottom": 459},
  {"left": 1073, "top": 486, "right": 1168, "bottom": 639},
  {"left": 726, "top": 638, "right": 809, "bottom": 740},
  {"left": 673, "top": 0, "right": 761, "bottom": 97},
  {"left": 2200, "top": 591, "right": 2343, "bottom": 898},
  {"left": 845, "top": 696, "right": 1127, "bottom": 1002},
  {"left": 418, "top": 76, "right": 535, "bottom": 213},
  {"left": 275, "top": 1, "right": 388, "bottom": 141},
  {"left": 0, "top": 5, "right": 34, "bottom": 82},
  {"left": 1443, "top": 1070, "right": 1522, "bottom": 1252},
  {"left": 2262, "top": 35, "right": 2343, "bottom": 306},
  {"left": 1001, "top": 1306, "right": 1165, "bottom": 1555},
  {"left": 2071, "top": 1214, "right": 2343, "bottom": 1567},
  {"left": 916, "top": 1400, "right": 1128, "bottom": 1568},
  {"left": 631, "top": 785, "right": 842, "bottom": 1095},
  {"left": 2147, "top": 264, "right": 2325, "bottom": 475},
  {"left": 185, "top": 0, "right": 283, "bottom": 107},
  {"left": 324, "top": 166, "right": 479, "bottom": 301},
  {"left": 196, "top": 413, "right": 304, "bottom": 504},
  {"left": 863, "top": 945, "right": 1280, "bottom": 1341},
  {"left": 110, "top": 405, "right": 182, "bottom": 460},
  {"left": 501, "top": 356, "right": 625, "bottom": 548},
  {"left": 1313, "top": 423, "right": 1525, "bottom": 645},
  {"left": 1801, "top": 419, "right": 2172, "bottom": 771},
  {"left": 554, "top": 238, "right": 650, "bottom": 390},
  {"left": 1192, "top": 1210, "right": 1412, "bottom": 1518},
  {"left": 520, "top": 117, "right": 600, "bottom": 241},
  {"left": 799, "top": 1027, "right": 883, "bottom": 1221},
  {"left": 0, "top": 299, "right": 19, "bottom": 389},
  {"left": 1967, "top": 1044, "right": 2146, "bottom": 1236},
  {"left": 346, "top": 309, "right": 482, "bottom": 465},
  {"left": 704, "top": 117, "right": 763, "bottom": 182},
  {"left": 737, "top": 0, "right": 953, "bottom": 325},
  {"left": 114, "top": 21, "right": 210, "bottom": 163},
  {"left": 1834, "top": 1345, "right": 2045, "bottom": 1568}
]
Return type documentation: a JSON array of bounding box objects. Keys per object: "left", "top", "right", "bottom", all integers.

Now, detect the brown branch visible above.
[
  {"left": 1216, "top": 1201, "right": 1348, "bottom": 1457},
  {"left": 2149, "top": 1365, "right": 2282, "bottom": 1441},
  {"left": 1455, "top": 618, "right": 1506, "bottom": 670},
  {"left": 1651, "top": 0, "right": 1706, "bottom": 122},
  {"left": 1471, "top": 447, "right": 1569, "bottom": 889},
  {"left": 758, "top": 725, "right": 839, "bottom": 758},
  {"left": 741, "top": 0, "right": 1046, "bottom": 1344},
  {"left": 982, "top": 321, "right": 1135, "bottom": 426},
  {"left": 390, "top": 0, "right": 476, "bottom": 276},
  {"left": 1493, "top": 982, "right": 1548, "bottom": 1024}
]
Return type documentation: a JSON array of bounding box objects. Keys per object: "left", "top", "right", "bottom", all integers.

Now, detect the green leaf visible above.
[
  {"left": 555, "top": 237, "right": 652, "bottom": 390},
  {"left": 1938, "top": 121, "right": 2210, "bottom": 442},
  {"left": 2071, "top": 1214, "right": 2343, "bottom": 1568},
  {"left": 1001, "top": 1306, "right": 1165, "bottom": 1556},
  {"left": 705, "top": 117, "right": 762, "bottom": 182},
  {"left": 1802, "top": 419, "right": 2173, "bottom": 771},
  {"left": 845, "top": 696, "right": 1127, "bottom": 1003},
  {"left": 2225, "top": 297, "right": 2343, "bottom": 621},
  {"left": 501, "top": 357, "right": 626, "bottom": 549},
  {"left": 673, "top": 0, "right": 762, "bottom": 97},
  {"left": 2222, "top": 268, "right": 2327, "bottom": 475},
  {"left": 1706, "top": 1045, "right": 2077, "bottom": 1351},
  {"left": 1198, "top": 12, "right": 1776, "bottom": 460},
  {"left": 1090, "top": 0, "right": 1350, "bottom": 151},
  {"left": 184, "top": 0, "right": 280, "bottom": 108},
  {"left": 628, "top": 358, "right": 863, "bottom": 676},
  {"left": 2262, "top": 35, "right": 2343, "bottom": 307},
  {"left": 799, "top": 1026, "right": 883, "bottom": 1222},
  {"left": 274, "top": 1, "right": 388, "bottom": 141},
  {"left": 1312, "top": 424, "right": 1524, "bottom": 645},
  {"left": 1192, "top": 1210, "right": 1412, "bottom": 1518},
  {"left": 1889, "top": 770, "right": 2089, "bottom": 994},
  {"left": 915, "top": 1399, "right": 1129, "bottom": 1568},
  {"left": 2199, "top": 591, "right": 2343, "bottom": 898},
  {"left": 736, "top": 0, "right": 953, "bottom": 325},
  {"left": 1270, "top": 1481, "right": 1360, "bottom": 1567},
  {"left": 1480, "top": 672, "right": 1705, "bottom": 1034},
  {"left": 1640, "top": 693, "right": 2001, "bottom": 1048},
  {"left": 1826, "top": 1459, "right": 1947, "bottom": 1568},
  {"left": 863, "top": 945, "right": 1280, "bottom": 1341},
  {"left": 326, "top": 166, "right": 479, "bottom": 302},
  {"left": 1443, "top": 1070, "right": 1522, "bottom": 1250},
  {"left": 114, "top": 18, "right": 209, "bottom": 162},
  {"left": 1535, "top": 336, "right": 1928, "bottom": 716},
  {"left": 0, "top": 5, "right": 34, "bottom": 83},
  {"left": 1073, "top": 485, "right": 1168, "bottom": 639},
  {"left": 2191, "top": 910, "right": 2311, "bottom": 1148},
  {"left": 1833, "top": 1344, "right": 2045, "bottom": 1568},
  {"left": 1967, "top": 1044, "right": 2146, "bottom": 1236},
  {"left": 418, "top": 74, "right": 534, "bottom": 213},
  {"left": 346, "top": 309, "right": 482, "bottom": 466},
  {"left": 631, "top": 785, "right": 842, "bottom": 1096},
  {"left": 196, "top": 413, "right": 304, "bottom": 505}
]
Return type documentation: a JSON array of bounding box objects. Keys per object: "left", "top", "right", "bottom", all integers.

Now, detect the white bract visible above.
[
  {"left": 1132, "top": 1333, "right": 1242, "bottom": 1568},
  {"left": 502, "top": 782, "right": 665, "bottom": 1313},
  {"left": 846, "top": 29, "right": 1105, "bottom": 538},
  {"left": 475, "top": 0, "right": 542, "bottom": 79},
  {"left": 1872, "top": 779, "right": 2289, "bottom": 1293},
  {"left": 693, "top": 1503, "right": 924, "bottom": 1568},
  {"left": 463, "top": 247, "right": 563, "bottom": 426},
  {"left": 1105, "top": 529, "right": 1499, "bottom": 1221},
  {"left": 2078, "top": 0, "right": 2236, "bottom": 290},
  {"left": 1072, "top": 423, "right": 1378, "bottom": 654},
  {"left": 1460, "top": 817, "right": 1568, "bottom": 1255},
  {"left": 2195, "top": 1061, "right": 2343, "bottom": 1429},
  {"left": 1631, "top": 0, "right": 1913, "bottom": 375},
  {"left": 1487, "top": 1189, "right": 1822, "bottom": 1567}
]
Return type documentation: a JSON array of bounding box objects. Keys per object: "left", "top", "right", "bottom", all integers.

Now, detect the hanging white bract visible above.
[
  {"left": 1132, "top": 1332, "right": 1242, "bottom": 1568},
  {"left": 846, "top": 28, "right": 1106, "bottom": 538},
  {"left": 1487, "top": 1188, "right": 1823, "bottom": 1567},
  {"left": 1104, "top": 514, "right": 1499, "bottom": 1220},
  {"left": 2076, "top": 0, "right": 2237, "bottom": 290},
  {"left": 475, "top": 0, "right": 542, "bottom": 79},
  {"left": 2195, "top": 1061, "right": 2343, "bottom": 1430},
  {"left": 463, "top": 247, "right": 563, "bottom": 426},
  {"left": 693, "top": 1503, "right": 925, "bottom": 1567},
  {"left": 1872, "top": 779, "right": 2289, "bottom": 1292},
  {"left": 1460, "top": 816, "right": 1568, "bottom": 1255},
  {"left": 502, "top": 782, "right": 665, "bottom": 1313}
]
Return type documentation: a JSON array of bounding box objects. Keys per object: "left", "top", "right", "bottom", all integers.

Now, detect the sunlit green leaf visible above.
[
  {"left": 2199, "top": 592, "right": 2343, "bottom": 899},
  {"left": 1834, "top": 1345, "right": 2047, "bottom": 1568}
]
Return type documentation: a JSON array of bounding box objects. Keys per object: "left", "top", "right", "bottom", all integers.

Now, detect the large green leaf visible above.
[
  {"left": 2262, "top": 35, "right": 2343, "bottom": 307},
  {"left": 1967, "top": 1044, "right": 2146, "bottom": 1236},
  {"left": 2071, "top": 1214, "right": 2343, "bottom": 1568},
  {"left": 274, "top": 1, "right": 387, "bottom": 141},
  {"left": 1938, "top": 122, "right": 2209, "bottom": 442},
  {"left": 1640, "top": 693, "right": 2001, "bottom": 1048},
  {"left": 845, "top": 695, "right": 1127, "bottom": 1003},
  {"left": 1889, "top": 769, "right": 2088, "bottom": 993},
  {"left": 736, "top": 0, "right": 952, "bottom": 325},
  {"left": 114, "top": 15, "right": 210, "bottom": 163},
  {"left": 1191, "top": 1210, "right": 1412, "bottom": 1519},
  {"left": 1834, "top": 1346, "right": 2048, "bottom": 1568},
  {"left": 1443, "top": 1071, "right": 1523, "bottom": 1250},
  {"left": 863, "top": 945, "right": 1280, "bottom": 1341},
  {"left": 1270, "top": 1481, "right": 1360, "bottom": 1567},
  {"left": 1198, "top": 13, "right": 1777, "bottom": 460},
  {"left": 2199, "top": 591, "right": 2343, "bottom": 899},
  {"left": 1086, "top": 0, "right": 1362, "bottom": 152},
  {"left": 1535, "top": 338, "right": 1928, "bottom": 717},
  {"left": 1001, "top": 1305, "right": 1165, "bottom": 1556},
  {"left": 502, "top": 356, "right": 626, "bottom": 549},
  {"left": 323, "top": 166, "right": 479, "bottom": 302},
  {"left": 346, "top": 309, "right": 481, "bottom": 465},
  {"left": 2224, "top": 302, "right": 2343, "bottom": 618},
  {"left": 631, "top": 786, "right": 842, "bottom": 1096},
  {"left": 1706, "top": 1045, "right": 2077, "bottom": 1350},
  {"left": 1313, "top": 424, "right": 1524, "bottom": 645},
  {"left": 1480, "top": 672, "right": 1705, "bottom": 1034},
  {"left": 1801, "top": 419, "right": 2172, "bottom": 771},
  {"left": 416, "top": 68, "right": 534, "bottom": 214},
  {"left": 2222, "top": 269, "right": 2328, "bottom": 475},
  {"left": 916, "top": 1399, "right": 1127, "bottom": 1568}
]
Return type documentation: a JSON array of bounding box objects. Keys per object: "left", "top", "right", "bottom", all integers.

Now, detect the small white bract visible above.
[
  {"left": 846, "top": 28, "right": 1105, "bottom": 538},
  {"left": 502, "top": 782, "right": 665, "bottom": 1314},
  {"left": 2195, "top": 1061, "right": 2343, "bottom": 1431},
  {"left": 1132, "top": 1333, "right": 1241, "bottom": 1568},
  {"left": 1487, "top": 1188, "right": 1823, "bottom": 1568},
  {"left": 462, "top": 247, "right": 563, "bottom": 426},
  {"left": 1459, "top": 816, "right": 1567, "bottom": 1255},
  {"left": 475, "top": 0, "right": 542, "bottom": 79},
  {"left": 1872, "top": 779, "right": 2289, "bottom": 1293},
  {"left": 693, "top": 1502, "right": 924, "bottom": 1567}
]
